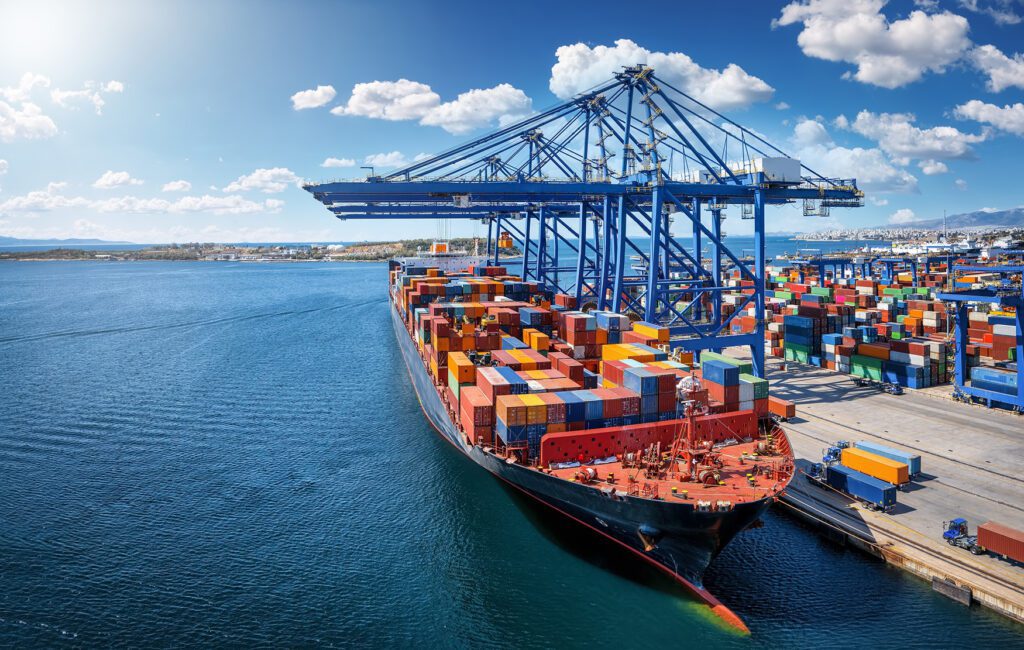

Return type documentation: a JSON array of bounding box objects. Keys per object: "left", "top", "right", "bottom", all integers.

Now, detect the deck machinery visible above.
[{"left": 305, "top": 66, "right": 864, "bottom": 378}]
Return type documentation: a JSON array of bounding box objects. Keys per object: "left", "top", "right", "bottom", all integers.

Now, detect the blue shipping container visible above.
[{"left": 826, "top": 465, "right": 896, "bottom": 509}]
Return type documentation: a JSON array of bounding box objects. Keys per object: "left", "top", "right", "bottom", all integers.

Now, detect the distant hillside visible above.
[
  {"left": 0, "top": 235, "right": 132, "bottom": 246},
  {"left": 911, "top": 208, "right": 1024, "bottom": 230}
]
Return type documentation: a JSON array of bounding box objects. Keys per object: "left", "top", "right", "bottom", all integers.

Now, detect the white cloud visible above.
[
  {"left": 419, "top": 84, "right": 532, "bottom": 134},
  {"left": 955, "top": 178, "right": 968, "bottom": 190},
  {"left": 162, "top": 179, "right": 192, "bottom": 192},
  {"left": 223, "top": 167, "right": 300, "bottom": 193},
  {"left": 364, "top": 151, "right": 409, "bottom": 168},
  {"left": 413, "top": 152, "right": 432, "bottom": 162},
  {"left": 0, "top": 73, "right": 50, "bottom": 103},
  {"left": 841, "top": 110, "right": 987, "bottom": 160},
  {"left": 774, "top": 1, "right": 971, "bottom": 88},
  {"left": 331, "top": 79, "right": 531, "bottom": 134},
  {"left": 549, "top": 39, "right": 774, "bottom": 111},
  {"left": 0, "top": 100, "right": 58, "bottom": 142},
  {"left": 775, "top": 102, "right": 791, "bottom": 110},
  {"left": 332, "top": 79, "right": 439, "bottom": 120},
  {"left": 889, "top": 208, "right": 917, "bottom": 224},
  {"left": 92, "top": 194, "right": 283, "bottom": 215},
  {"left": 0, "top": 160, "right": 7, "bottom": 175},
  {"left": 792, "top": 117, "right": 831, "bottom": 148},
  {"left": 970, "top": 45, "right": 1024, "bottom": 92},
  {"left": 50, "top": 80, "right": 124, "bottom": 115},
  {"left": 321, "top": 157, "right": 356, "bottom": 168},
  {"left": 958, "top": 0, "right": 1022, "bottom": 25},
  {"left": 792, "top": 119, "right": 918, "bottom": 193},
  {"left": 291, "top": 84, "right": 337, "bottom": 110},
  {"left": 0, "top": 182, "right": 89, "bottom": 213},
  {"left": 93, "top": 170, "right": 144, "bottom": 189},
  {"left": 918, "top": 159, "right": 949, "bottom": 175},
  {"left": 953, "top": 100, "right": 1024, "bottom": 136},
  {"left": 869, "top": 196, "right": 890, "bottom": 206}
]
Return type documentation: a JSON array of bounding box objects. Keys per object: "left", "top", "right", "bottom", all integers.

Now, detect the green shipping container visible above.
[
  {"left": 698, "top": 351, "right": 753, "bottom": 375},
  {"left": 739, "top": 373, "right": 770, "bottom": 399}
]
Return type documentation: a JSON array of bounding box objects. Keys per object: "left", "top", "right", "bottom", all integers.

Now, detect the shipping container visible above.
[
  {"left": 825, "top": 464, "right": 897, "bottom": 510},
  {"left": 978, "top": 521, "right": 1024, "bottom": 562},
  {"left": 853, "top": 441, "right": 922, "bottom": 477},
  {"left": 841, "top": 447, "right": 909, "bottom": 485}
]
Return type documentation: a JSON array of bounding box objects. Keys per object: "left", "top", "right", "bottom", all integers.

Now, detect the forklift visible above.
[{"left": 942, "top": 518, "right": 985, "bottom": 555}]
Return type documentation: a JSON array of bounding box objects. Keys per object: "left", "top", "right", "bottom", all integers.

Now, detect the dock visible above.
[{"left": 767, "top": 360, "right": 1024, "bottom": 623}]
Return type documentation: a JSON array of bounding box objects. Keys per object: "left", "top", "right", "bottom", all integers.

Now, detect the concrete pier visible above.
[{"left": 763, "top": 360, "right": 1024, "bottom": 624}]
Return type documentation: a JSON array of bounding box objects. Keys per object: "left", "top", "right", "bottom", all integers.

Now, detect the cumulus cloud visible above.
[
  {"left": 161, "top": 179, "right": 192, "bottom": 192},
  {"left": 774, "top": 1, "right": 971, "bottom": 88},
  {"left": 969, "top": 45, "right": 1024, "bottom": 91},
  {"left": 955, "top": 178, "right": 968, "bottom": 190},
  {"left": 50, "top": 80, "right": 124, "bottom": 115},
  {"left": 1, "top": 182, "right": 284, "bottom": 216},
  {"left": 321, "top": 157, "right": 356, "bottom": 168},
  {"left": 364, "top": 151, "right": 409, "bottom": 168},
  {"left": 918, "top": 159, "right": 949, "bottom": 175},
  {"left": 291, "top": 84, "right": 337, "bottom": 110},
  {"left": 0, "top": 100, "right": 57, "bottom": 142},
  {"left": 331, "top": 79, "right": 532, "bottom": 134},
  {"left": 791, "top": 118, "right": 919, "bottom": 193},
  {"left": 223, "top": 167, "right": 300, "bottom": 193},
  {"left": 841, "top": 110, "right": 987, "bottom": 160},
  {"left": 548, "top": 39, "right": 774, "bottom": 111},
  {"left": 420, "top": 84, "right": 531, "bottom": 134},
  {"left": 93, "top": 170, "right": 144, "bottom": 189},
  {"left": 775, "top": 102, "right": 791, "bottom": 110},
  {"left": 958, "top": 0, "right": 1022, "bottom": 25},
  {"left": 0, "top": 159, "right": 7, "bottom": 175},
  {"left": 889, "top": 208, "right": 917, "bottom": 224},
  {"left": 0, "top": 73, "right": 50, "bottom": 103},
  {"left": 0, "top": 182, "right": 90, "bottom": 212},
  {"left": 953, "top": 99, "right": 1024, "bottom": 136}
]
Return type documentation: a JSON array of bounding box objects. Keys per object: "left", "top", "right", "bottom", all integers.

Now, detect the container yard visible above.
[{"left": 302, "top": 65, "right": 1024, "bottom": 629}]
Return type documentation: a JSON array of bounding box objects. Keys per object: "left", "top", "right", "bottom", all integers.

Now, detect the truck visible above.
[
  {"left": 853, "top": 440, "right": 922, "bottom": 478},
  {"left": 807, "top": 462, "right": 897, "bottom": 512},
  {"left": 942, "top": 518, "right": 984, "bottom": 555}
]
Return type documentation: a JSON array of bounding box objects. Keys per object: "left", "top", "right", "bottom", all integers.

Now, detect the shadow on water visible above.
[{"left": 491, "top": 480, "right": 686, "bottom": 599}]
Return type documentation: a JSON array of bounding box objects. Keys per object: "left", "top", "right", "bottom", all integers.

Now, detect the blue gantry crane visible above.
[{"left": 304, "top": 66, "right": 864, "bottom": 377}]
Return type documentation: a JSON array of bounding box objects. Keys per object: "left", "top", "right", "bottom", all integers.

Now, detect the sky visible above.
[{"left": 1, "top": 0, "right": 1023, "bottom": 243}]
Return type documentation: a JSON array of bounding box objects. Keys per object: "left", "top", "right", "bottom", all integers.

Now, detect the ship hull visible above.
[{"left": 391, "top": 303, "right": 772, "bottom": 632}]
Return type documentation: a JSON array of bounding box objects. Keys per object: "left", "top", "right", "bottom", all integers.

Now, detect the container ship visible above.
[{"left": 389, "top": 245, "right": 795, "bottom": 632}]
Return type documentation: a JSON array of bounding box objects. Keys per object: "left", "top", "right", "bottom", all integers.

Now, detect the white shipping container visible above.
[
  {"left": 890, "top": 351, "right": 911, "bottom": 364},
  {"left": 993, "top": 324, "right": 1018, "bottom": 336}
]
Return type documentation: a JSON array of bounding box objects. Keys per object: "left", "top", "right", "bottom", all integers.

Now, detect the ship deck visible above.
[{"left": 543, "top": 439, "right": 791, "bottom": 505}]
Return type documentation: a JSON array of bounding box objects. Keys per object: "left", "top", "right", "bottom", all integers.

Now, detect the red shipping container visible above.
[
  {"left": 538, "top": 392, "right": 567, "bottom": 423},
  {"left": 768, "top": 396, "right": 796, "bottom": 418},
  {"left": 460, "top": 418, "right": 493, "bottom": 445},
  {"left": 705, "top": 381, "right": 740, "bottom": 405},
  {"left": 658, "top": 391, "right": 676, "bottom": 412},
  {"left": 978, "top": 522, "right": 1024, "bottom": 563},
  {"left": 459, "top": 385, "right": 494, "bottom": 427}
]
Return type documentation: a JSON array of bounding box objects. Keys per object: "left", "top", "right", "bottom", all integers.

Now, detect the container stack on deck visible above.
[{"left": 391, "top": 266, "right": 795, "bottom": 466}]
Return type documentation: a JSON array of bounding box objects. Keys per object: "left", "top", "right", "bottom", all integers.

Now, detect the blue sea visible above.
[{"left": 1, "top": 261, "right": 1020, "bottom": 647}]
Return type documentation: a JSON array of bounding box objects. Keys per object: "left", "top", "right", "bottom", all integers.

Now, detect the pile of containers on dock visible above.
[{"left": 723, "top": 265, "right": 957, "bottom": 389}]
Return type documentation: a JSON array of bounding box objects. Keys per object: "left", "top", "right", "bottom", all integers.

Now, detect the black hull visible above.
[{"left": 391, "top": 303, "right": 770, "bottom": 630}]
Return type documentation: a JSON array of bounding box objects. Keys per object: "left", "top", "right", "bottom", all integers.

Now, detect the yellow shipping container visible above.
[
  {"left": 632, "top": 321, "right": 670, "bottom": 343},
  {"left": 841, "top": 447, "right": 909, "bottom": 485},
  {"left": 530, "top": 332, "right": 550, "bottom": 352},
  {"left": 520, "top": 394, "right": 547, "bottom": 424},
  {"left": 522, "top": 328, "right": 540, "bottom": 347}
]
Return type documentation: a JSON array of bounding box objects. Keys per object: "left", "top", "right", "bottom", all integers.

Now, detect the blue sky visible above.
[{"left": 1, "top": 0, "right": 1022, "bottom": 242}]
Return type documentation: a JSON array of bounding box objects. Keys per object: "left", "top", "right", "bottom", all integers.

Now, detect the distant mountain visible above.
[
  {"left": 0, "top": 235, "right": 133, "bottom": 246},
  {"left": 911, "top": 208, "right": 1024, "bottom": 230}
]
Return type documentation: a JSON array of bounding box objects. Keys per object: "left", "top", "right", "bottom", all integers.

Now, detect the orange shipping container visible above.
[
  {"left": 495, "top": 395, "right": 527, "bottom": 425},
  {"left": 767, "top": 396, "right": 796, "bottom": 418},
  {"left": 858, "top": 343, "right": 891, "bottom": 360},
  {"left": 841, "top": 447, "right": 909, "bottom": 485},
  {"left": 448, "top": 352, "right": 476, "bottom": 384}
]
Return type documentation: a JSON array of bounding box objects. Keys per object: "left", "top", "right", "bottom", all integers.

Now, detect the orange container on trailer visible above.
[{"left": 841, "top": 447, "right": 909, "bottom": 485}]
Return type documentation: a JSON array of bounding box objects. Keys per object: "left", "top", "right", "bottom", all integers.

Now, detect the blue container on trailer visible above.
[
  {"left": 854, "top": 441, "right": 922, "bottom": 476},
  {"left": 623, "top": 367, "right": 659, "bottom": 395},
  {"left": 557, "top": 391, "right": 586, "bottom": 422},
  {"left": 825, "top": 464, "right": 897, "bottom": 509},
  {"left": 971, "top": 367, "right": 1018, "bottom": 393},
  {"left": 702, "top": 359, "right": 740, "bottom": 386}
]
